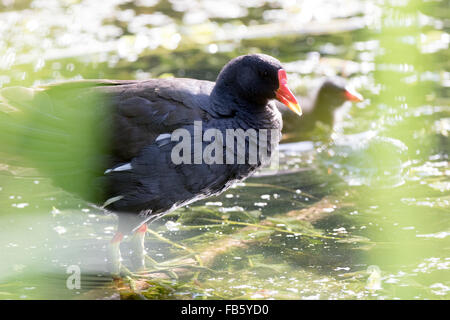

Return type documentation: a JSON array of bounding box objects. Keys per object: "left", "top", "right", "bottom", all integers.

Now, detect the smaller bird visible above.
[{"left": 280, "top": 77, "right": 363, "bottom": 142}]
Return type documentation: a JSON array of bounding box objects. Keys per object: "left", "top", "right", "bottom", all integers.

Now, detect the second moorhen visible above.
[
  {"left": 0, "top": 54, "right": 301, "bottom": 273},
  {"left": 281, "top": 77, "right": 363, "bottom": 142}
]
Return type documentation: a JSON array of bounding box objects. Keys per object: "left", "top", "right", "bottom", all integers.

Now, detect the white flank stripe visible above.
[
  {"left": 156, "top": 133, "right": 171, "bottom": 142},
  {"left": 104, "top": 163, "right": 132, "bottom": 174}
]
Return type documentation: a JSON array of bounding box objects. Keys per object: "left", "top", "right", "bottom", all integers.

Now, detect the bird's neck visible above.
[
  {"left": 306, "top": 88, "right": 336, "bottom": 124},
  {"left": 210, "top": 84, "right": 272, "bottom": 122}
]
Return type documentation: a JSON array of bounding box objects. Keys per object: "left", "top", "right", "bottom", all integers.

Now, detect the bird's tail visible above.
[
  {"left": 0, "top": 87, "right": 64, "bottom": 166},
  {"left": 0, "top": 84, "right": 109, "bottom": 200}
]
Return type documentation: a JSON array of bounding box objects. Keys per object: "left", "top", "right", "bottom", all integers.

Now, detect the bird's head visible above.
[
  {"left": 214, "top": 54, "right": 302, "bottom": 116},
  {"left": 317, "top": 77, "right": 363, "bottom": 110}
]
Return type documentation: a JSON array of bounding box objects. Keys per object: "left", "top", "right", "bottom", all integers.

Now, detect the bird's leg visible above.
[
  {"left": 108, "top": 232, "right": 124, "bottom": 278},
  {"left": 130, "top": 223, "right": 147, "bottom": 271}
]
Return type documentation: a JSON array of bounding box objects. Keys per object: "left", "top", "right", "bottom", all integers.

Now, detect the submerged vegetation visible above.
[{"left": 0, "top": 0, "right": 448, "bottom": 299}]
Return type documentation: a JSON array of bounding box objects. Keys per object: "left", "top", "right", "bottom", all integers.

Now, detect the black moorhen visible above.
[
  {"left": 0, "top": 54, "right": 301, "bottom": 274},
  {"left": 280, "top": 77, "right": 363, "bottom": 141}
]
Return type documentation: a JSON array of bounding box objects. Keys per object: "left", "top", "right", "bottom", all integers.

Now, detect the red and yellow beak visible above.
[
  {"left": 276, "top": 69, "right": 302, "bottom": 116},
  {"left": 344, "top": 86, "right": 363, "bottom": 102}
]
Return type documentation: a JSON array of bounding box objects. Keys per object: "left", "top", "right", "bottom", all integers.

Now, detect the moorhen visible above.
[
  {"left": 0, "top": 54, "right": 301, "bottom": 274},
  {"left": 280, "top": 77, "right": 363, "bottom": 142}
]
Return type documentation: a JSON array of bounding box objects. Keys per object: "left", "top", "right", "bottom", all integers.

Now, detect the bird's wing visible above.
[{"left": 88, "top": 78, "right": 215, "bottom": 161}]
